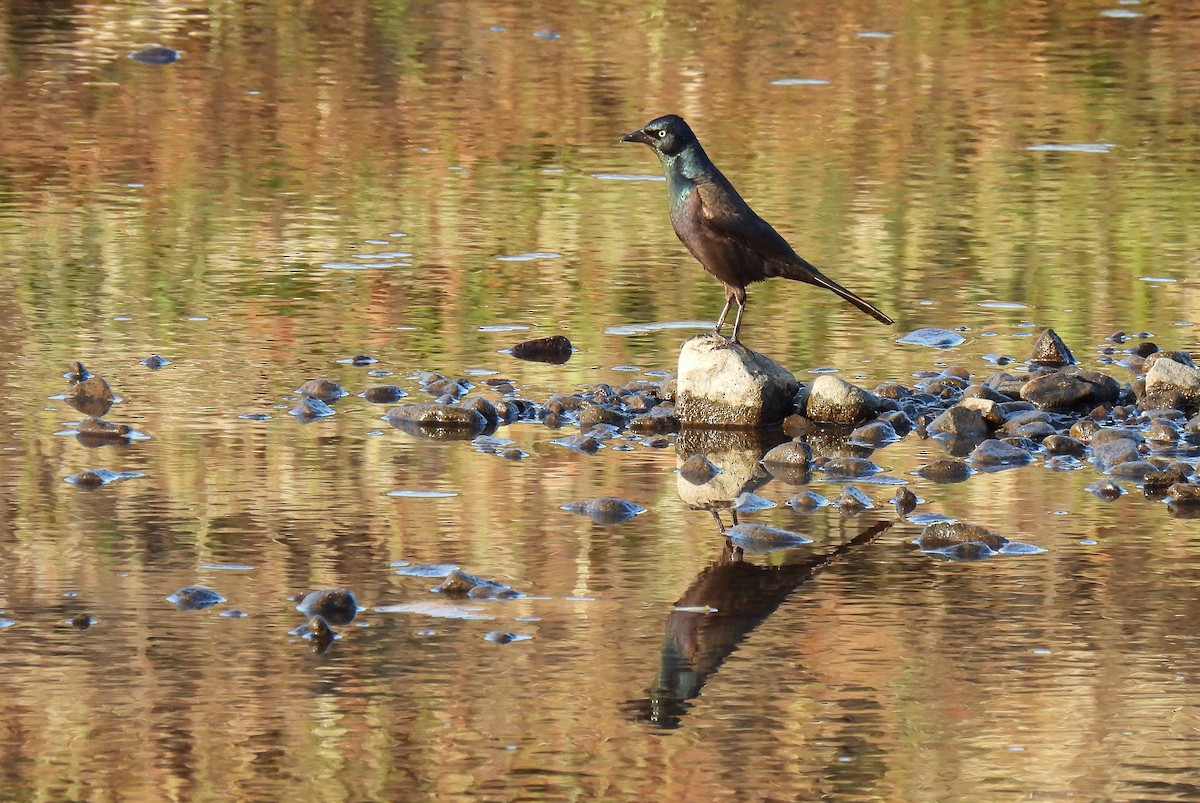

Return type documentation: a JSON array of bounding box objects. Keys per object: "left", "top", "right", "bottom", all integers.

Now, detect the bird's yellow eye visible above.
[{"left": 656, "top": 129, "right": 667, "bottom": 138}]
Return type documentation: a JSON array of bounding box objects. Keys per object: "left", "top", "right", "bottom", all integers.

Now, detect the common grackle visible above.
[{"left": 622, "top": 115, "right": 893, "bottom": 344}]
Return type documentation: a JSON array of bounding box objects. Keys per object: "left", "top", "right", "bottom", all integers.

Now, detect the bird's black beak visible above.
[{"left": 621, "top": 128, "right": 651, "bottom": 145}]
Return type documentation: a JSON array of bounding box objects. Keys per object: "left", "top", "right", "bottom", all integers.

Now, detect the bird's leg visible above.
[
  {"left": 712, "top": 297, "right": 734, "bottom": 337},
  {"left": 729, "top": 291, "right": 747, "bottom": 345}
]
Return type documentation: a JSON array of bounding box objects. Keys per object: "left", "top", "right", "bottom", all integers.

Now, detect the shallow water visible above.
[{"left": 2, "top": 0, "right": 1200, "bottom": 800}]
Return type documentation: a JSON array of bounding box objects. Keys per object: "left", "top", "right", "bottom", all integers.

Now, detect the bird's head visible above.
[{"left": 621, "top": 115, "right": 695, "bottom": 157}]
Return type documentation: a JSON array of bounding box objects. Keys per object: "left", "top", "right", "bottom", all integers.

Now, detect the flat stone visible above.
[
  {"left": 968, "top": 439, "right": 1034, "bottom": 470},
  {"left": 1145, "top": 357, "right": 1200, "bottom": 409}
]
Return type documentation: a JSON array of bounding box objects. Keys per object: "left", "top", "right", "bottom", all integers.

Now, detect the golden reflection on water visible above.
[{"left": 1, "top": 0, "right": 1200, "bottom": 799}]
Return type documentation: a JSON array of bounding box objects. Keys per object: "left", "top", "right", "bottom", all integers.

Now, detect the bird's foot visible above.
[{"left": 707, "top": 330, "right": 745, "bottom": 350}]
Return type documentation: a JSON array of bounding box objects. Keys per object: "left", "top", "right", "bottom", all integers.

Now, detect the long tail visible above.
[{"left": 777, "top": 259, "right": 893, "bottom": 325}]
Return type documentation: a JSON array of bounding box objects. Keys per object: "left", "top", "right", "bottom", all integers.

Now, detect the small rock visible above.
[
  {"left": 968, "top": 439, "right": 1034, "bottom": 470},
  {"left": 733, "top": 492, "right": 776, "bottom": 512},
  {"left": 129, "top": 45, "right": 180, "bottom": 64},
  {"left": 291, "top": 397, "right": 334, "bottom": 422},
  {"left": 916, "top": 459, "right": 972, "bottom": 484},
  {"left": 1020, "top": 367, "right": 1121, "bottom": 411},
  {"left": 362, "top": 385, "right": 407, "bottom": 404},
  {"left": 629, "top": 406, "right": 680, "bottom": 434},
  {"left": 821, "top": 457, "right": 882, "bottom": 478},
  {"left": 836, "top": 485, "right": 874, "bottom": 514},
  {"left": 787, "top": 491, "right": 829, "bottom": 512},
  {"left": 166, "top": 587, "right": 225, "bottom": 611},
  {"left": 1144, "top": 357, "right": 1200, "bottom": 410},
  {"left": 1166, "top": 483, "right": 1200, "bottom": 505},
  {"left": 1042, "top": 434, "right": 1086, "bottom": 458},
  {"left": 1069, "top": 419, "right": 1102, "bottom": 442},
  {"left": 509, "top": 335, "right": 573, "bottom": 364},
  {"left": 1108, "top": 460, "right": 1159, "bottom": 481},
  {"left": 296, "top": 378, "right": 347, "bottom": 403},
  {"left": 896, "top": 328, "right": 965, "bottom": 349},
  {"left": 561, "top": 497, "right": 647, "bottom": 525},
  {"left": 761, "top": 440, "right": 813, "bottom": 468},
  {"left": 578, "top": 403, "right": 629, "bottom": 432},
  {"left": 805, "top": 375, "right": 879, "bottom": 425},
  {"left": 64, "top": 372, "right": 117, "bottom": 418},
  {"left": 459, "top": 396, "right": 499, "bottom": 428},
  {"left": 551, "top": 434, "right": 602, "bottom": 454},
  {"left": 1143, "top": 468, "right": 1190, "bottom": 495},
  {"left": 296, "top": 589, "right": 360, "bottom": 625},
  {"left": 434, "top": 570, "right": 518, "bottom": 599},
  {"left": 71, "top": 613, "right": 94, "bottom": 629},
  {"left": 916, "top": 521, "right": 1009, "bottom": 552},
  {"left": 927, "top": 405, "right": 990, "bottom": 442},
  {"left": 1030, "top": 328, "right": 1077, "bottom": 367},
  {"left": 1086, "top": 479, "right": 1125, "bottom": 500},
  {"left": 349, "top": 354, "right": 376, "bottom": 366},
  {"left": 140, "top": 354, "right": 170, "bottom": 369},
  {"left": 725, "top": 523, "right": 813, "bottom": 552},
  {"left": 678, "top": 454, "right": 721, "bottom": 485},
  {"left": 386, "top": 404, "right": 487, "bottom": 434},
  {"left": 893, "top": 486, "right": 918, "bottom": 517},
  {"left": 1091, "top": 437, "right": 1141, "bottom": 471},
  {"left": 849, "top": 420, "right": 899, "bottom": 447}
]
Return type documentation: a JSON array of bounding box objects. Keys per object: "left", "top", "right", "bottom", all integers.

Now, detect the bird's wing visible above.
[{"left": 694, "top": 179, "right": 807, "bottom": 269}]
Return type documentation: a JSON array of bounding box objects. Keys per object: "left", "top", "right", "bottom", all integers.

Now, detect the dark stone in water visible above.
[
  {"left": 1020, "top": 367, "right": 1121, "bottom": 411},
  {"left": 485, "top": 631, "right": 521, "bottom": 644},
  {"left": 927, "top": 405, "right": 990, "bottom": 441},
  {"left": 509, "top": 335, "right": 573, "bottom": 364},
  {"left": 362, "top": 385, "right": 407, "bottom": 404},
  {"left": 761, "top": 440, "right": 812, "bottom": 468},
  {"left": 64, "top": 373, "right": 117, "bottom": 418},
  {"left": 1030, "top": 328, "right": 1077, "bottom": 367},
  {"left": 969, "top": 439, "right": 1033, "bottom": 470},
  {"left": 350, "top": 354, "right": 376, "bottom": 366},
  {"left": 71, "top": 613, "right": 94, "bottom": 630},
  {"left": 387, "top": 404, "right": 487, "bottom": 439},
  {"left": 1108, "top": 460, "right": 1160, "bottom": 481},
  {"left": 166, "top": 586, "right": 225, "bottom": 611},
  {"left": 916, "top": 521, "right": 1008, "bottom": 552},
  {"left": 77, "top": 417, "right": 133, "bottom": 440},
  {"left": 1167, "top": 483, "right": 1200, "bottom": 505},
  {"left": 1042, "top": 434, "right": 1086, "bottom": 458},
  {"left": 1086, "top": 479, "right": 1125, "bottom": 500},
  {"left": 1091, "top": 437, "right": 1141, "bottom": 472},
  {"left": 916, "top": 459, "right": 972, "bottom": 484},
  {"left": 629, "top": 406, "right": 680, "bottom": 434},
  {"left": 836, "top": 485, "right": 874, "bottom": 514},
  {"left": 297, "top": 378, "right": 348, "bottom": 403},
  {"left": 678, "top": 453, "right": 721, "bottom": 485},
  {"left": 1143, "top": 468, "right": 1190, "bottom": 495},
  {"left": 140, "top": 354, "right": 170, "bottom": 370},
  {"left": 291, "top": 397, "right": 334, "bottom": 423},
  {"left": 578, "top": 403, "right": 629, "bottom": 432},
  {"left": 459, "top": 396, "right": 499, "bottom": 428},
  {"left": 561, "top": 497, "right": 647, "bottom": 525},
  {"left": 821, "top": 457, "right": 882, "bottom": 478},
  {"left": 551, "top": 433, "right": 602, "bottom": 454},
  {"left": 434, "top": 570, "right": 519, "bottom": 599},
  {"left": 296, "top": 589, "right": 359, "bottom": 626},
  {"left": 893, "top": 486, "right": 918, "bottom": 517},
  {"left": 65, "top": 361, "right": 93, "bottom": 382},
  {"left": 725, "top": 523, "right": 813, "bottom": 553},
  {"left": 291, "top": 615, "right": 338, "bottom": 653},
  {"left": 849, "top": 419, "right": 899, "bottom": 447},
  {"left": 129, "top": 45, "right": 180, "bottom": 64},
  {"left": 64, "top": 468, "right": 142, "bottom": 489},
  {"left": 787, "top": 490, "right": 829, "bottom": 512}
]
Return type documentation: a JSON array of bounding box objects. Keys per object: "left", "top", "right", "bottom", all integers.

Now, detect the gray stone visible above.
[
  {"left": 1020, "top": 367, "right": 1120, "bottom": 410},
  {"left": 1091, "top": 437, "right": 1140, "bottom": 470},
  {"left": 459, "top": 395, "right": 499, "bottom": 428},
  {"left": 1144, "top": 357, "right": 1200, "bottom": 409},
  {"left": 761, "top": 440, "right": 813, "bottom": 468},
  {"left": 297, "top": 378, "right": 347, "bottom": 403},
  {"left": 928, "top": 405, "right": 990, "bottom": 441},
  {"left": 1042, "top": 434, "right": 1086, "bottom": 457},
  {"left": 849, "top": 420, "right": 899, "bottom": 447},
  {"left": 968, "top": 439, "right": 1034, "bottom": 470},
  {"left": 916, "top": 459, "right": 972, "bottom": 483},
  {"left": 675, "top": 335, "right": 799, "bottom": 427},
  {"left": 725, "top": 523, "right": 813, "bottom": 553},
  {"left": 578, "top": 403, "right": 629, "bottom": 432},
  {"left": 804, "top": 375, "right": 878, "bottom": 425},
  {"left": 387, "top": 403, "right": 485, "bottom": 431},
  {"left": 821, "top": 457, "right": 882, "bottom": 478}
]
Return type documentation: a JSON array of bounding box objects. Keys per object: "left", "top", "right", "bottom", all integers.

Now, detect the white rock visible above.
[
  {"left": 675, "top": 335, "right": 799, "bottom": 427},
  {"left": 1146, "top": 357, "right": 1200, "bottom": 407},
  {"left": 804, "top": 375, "right": 878, "bottom": 425}
]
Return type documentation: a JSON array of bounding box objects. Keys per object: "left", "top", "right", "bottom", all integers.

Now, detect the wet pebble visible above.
[
  {"left": 64, "top": 371, "right": 117, "bottom": 418},
  {"left": 296, "top": 589, "right": 360, "bottom": 626},
  {"left": 64, "top": 468, "right": 143, "bottom": 489},
  {"left": 916, "top": 459, "right": 972, "bottom": 483},
  {"left": 821, "top": 457, "right": 882, "bottom": 479},
  {"left": 836, "top": 485, "right": 874, "bottom": 514},
  {"left": 1086, "top": 479, "right": 1126, "bottom": 500},
  {"left": 361, "top": 385, "right": 407, "bottom": 404},
  {"left": 140, "top": 354, "right": 170, "bottom": 369},
  {"left": 892, "top": 486, "right": 918, "bottom": 517},
  {"left": 485, "top": 631, "right": 530, "bottom": 643},
  {"left": 291, "top": 397, "right": 334, "bottom": 422},
  {"left": 678, "top": 454, "right": 721, "bottom": 484},
  {"left": 166, "top": 586, "right": 225, "bottom": 611},
  {"left": 551, "top": 434, "right": 602, "bottom": 454},
  {"left": 804, "top": 376, "right": 879, "bottom": 425},
  {"left": 508, "top": 335, "right": 572, "bottom": 364},
  {"left": 291, "top": 615, "right": 338, "bottom": 653},
  {"left": 387, "top": 404, "right": 486, "bottom": 436},
  {"left": 732, "top": 492, "right": 776, "bottom": 512},
  {"left": 297, "top": 378, "right": 348, "bottom": 403},
  {"left": 896, "top": 328, "right": 966, "bottom": 349},
  {"left": 561, "top": 497, "right": 647, "bottom": 525},
  {"left": 787, "top": 490, "right": 829, "bottom": 512},
  {"left": 1030, "top": 328, "right": 1077, "bottom": 367},
  {"left": 969, "top": 439, "right": 1034, "bottom": 470},
  {"left": 579, "top": 403, "right": 628, "bottom": 432},
  {"left": 70, "top": 613, "right": 95, "bottom": 629},
  {"left": 915, "top": 521, "right": 1044, "bottom": 561},
  {"left": 434, "top": 570, "right": 521, "bottom": 599},
  {"left": 725, "top": 523, "right": 813, "bottom": 552},
  {"left": 129, "top": 45, "right": 180, "bottom": 64},
  {"left": 762, "top": 440, "right": 813, "bottom": 468}
]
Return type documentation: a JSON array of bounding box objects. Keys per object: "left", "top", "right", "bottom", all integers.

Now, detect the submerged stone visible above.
[
  {"left": 297, "top": 378, "right": 348, "bottom": 403},
  {"left": 1020, "top": 367, "right": 1121, "bottom": 411},
  {"left": 968, "top": 439, "right": 1034, "bottom": 470},
  {"left": 725, "top": 523, "right": 813, "bottom": 553},
  {"left": 676, "top": 335, "right": 799, "bottom": 427},
  {"left": 434, "top": 570, "right": 520, "bottom": 599},
  {"left": 821, "top": 457, "right": 882, "bottom": 479},
  {"left": 561, "top": 497, "right": 647, "bottom": 525},
  {"left": 129, "top": 45, "right": 180, "bottom": 64},
  {"left": 291, "top": 397, "right": 334, "bottom": 422},
  {"left": 166, "top": 587, "right": 225, "bottom": 611},
  {"left": 761, "top": 440, "right": 813, "bottom": 469},
  {"left": 296, "top": 589, "right": 360, "bottom": 626},
  {"left": 64, "top": 373, "right": 117, "bottom": 418},
  {"left": 64, "top": 468, "right": 143, "bottom": 489},
  {"left": 896, "top": 328, "right": 965, "bottom": 349},
  {"left": 70, "top": 613, "right": 95, "bottom": 629},
  {"left": 361, "top": 385, "right": 407, "bottom": 404},
  {"left": 1086, "top": 479, "right": 1125, "bottom": 500},
  {"left": 732, "top": 492, "right": 776, "bottom": 512},
  {"left": 787, "top": 490, "right": 829, "bottom": 512},
  {"left": 140, "top": 354, "right": 170, "bottom": 370},
  {"left": 678, "top": 453, "right": 721, "bottom": 485},
  {"left": 836, "top": 485, "right": 874, "bottom": 513},
  {"left": 551, "top": 434, "right": 602, "bottom": 454},
  {"left": 387, "top": 404, "right": 487, "bottom": 438},
  {"left": 916, "top": 459, "right": 972, "bottom": 484},
  {"left": 893, "top": 486, "right": 918, "bottom": 517}
]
